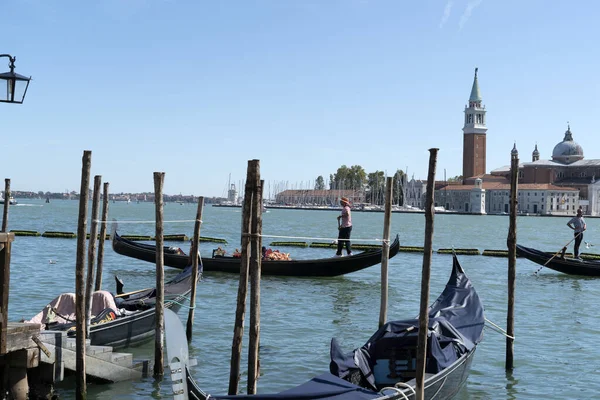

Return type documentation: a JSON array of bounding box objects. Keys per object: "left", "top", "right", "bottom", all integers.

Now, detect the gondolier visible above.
[
  {"left": 336, "top": 197, "right": 353, "bottom": 257},
  {"left": 567, "top": 208, "right": 586, "bottom": 260}
]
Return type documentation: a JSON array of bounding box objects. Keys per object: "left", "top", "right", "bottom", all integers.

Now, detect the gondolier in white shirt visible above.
[{"left": 567, "top": 208, "right": 586, "bottom": 260}]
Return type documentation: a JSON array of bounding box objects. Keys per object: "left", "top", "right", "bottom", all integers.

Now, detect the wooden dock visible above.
[
  {"left": 2, "top": 322, "right": 149, "bottom": 398},
  {"left": 1, "top": 232, "right": 150, "bottom": 399}
]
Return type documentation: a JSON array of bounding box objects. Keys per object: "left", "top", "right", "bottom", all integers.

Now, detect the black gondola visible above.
[
  {"left": 517, "top": 244, "right": 600, "bottom": 276},
  {"left": 165, "top": 254, "right": 484, "bottom": 399},
  {"left": 112, "top": 230, "right": 400, "bottom": 277},
  {"left": 27, "top": 266, "right": 197, "bottom": 348}
]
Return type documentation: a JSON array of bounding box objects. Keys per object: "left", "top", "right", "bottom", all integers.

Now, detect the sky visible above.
[{"left": 3, "top": 0, "right": 599, "bottom": 198}]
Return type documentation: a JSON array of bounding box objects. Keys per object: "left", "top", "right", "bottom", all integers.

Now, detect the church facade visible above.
[{"left": 427, "top": 69, "right": 584, "bottom": 216}]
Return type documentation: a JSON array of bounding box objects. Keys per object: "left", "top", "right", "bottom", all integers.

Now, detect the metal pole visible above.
[{"left": 415, "top": 148, "right": 438, "bottom": 400}]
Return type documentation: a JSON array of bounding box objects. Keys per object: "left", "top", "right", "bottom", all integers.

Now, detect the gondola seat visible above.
[{"left": 371, "top": 337, "right": 418, "bottom": 389}]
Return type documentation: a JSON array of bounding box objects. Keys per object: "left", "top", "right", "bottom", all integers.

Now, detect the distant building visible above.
[
  {"left": 490, "top": 125, "right": 600, "bottom": 214},
  {"left": 274, "top": 190, "right": 364, "bottom": 206},
  {"left": 429, "top": 68, "right": 583, "bottom": 215}
]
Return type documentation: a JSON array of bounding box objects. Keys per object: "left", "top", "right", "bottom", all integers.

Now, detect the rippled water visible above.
[{"left": 6, "top": 200, "right": 600, "bottom": 399}]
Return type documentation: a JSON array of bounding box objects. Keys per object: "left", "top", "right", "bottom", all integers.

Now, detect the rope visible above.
[
  {"left": 165, "top": 299, "right": 195, "bottom": 309},
  {"left": 259, "top": 233, "right": 390, "bottom": 243},
  {"left": 94, "top": 219, "right": 201, "bottom": 224},
  {"left": 50, "top": 307, "right": 75, "bottom": 323},
  {"left": 378, "top": 386, "right": 411, "bottom": 400},
  {"left": 485, "top": 318, "right": 515, "bottom": 340}
]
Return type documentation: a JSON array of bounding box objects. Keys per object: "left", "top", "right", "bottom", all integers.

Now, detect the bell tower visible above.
[{"left": 462, "top": 68, "right": 487, "bottom": 179}]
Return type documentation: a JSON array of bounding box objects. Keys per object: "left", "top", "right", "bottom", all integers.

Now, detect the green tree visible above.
[
  {"left": 367, "top": 171, "right": 386, "bottom": 205},
  {"left": 447, "top": 175, "right": 463, "bottom": 183},
  {"left": 331, "top": 165, "right": 367, "bottom": 191},
  {"left": 315, "top": 176, "right": 325, "bottom": 190},
  {"left": 392, "top": 169, "right": 405, "bottom": 205}
]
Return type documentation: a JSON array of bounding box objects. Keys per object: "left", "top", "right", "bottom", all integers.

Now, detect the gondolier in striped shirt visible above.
[
  {"left": 335, "top": 197, "right": 353, "bottom": 257},
  {"left": 567, "top": 208, "right": 586, "bottom": 260}
]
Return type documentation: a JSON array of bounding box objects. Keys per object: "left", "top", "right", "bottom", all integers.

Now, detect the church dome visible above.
[{"left": 552, "top": 126, "right": 583, "bottom": 164}]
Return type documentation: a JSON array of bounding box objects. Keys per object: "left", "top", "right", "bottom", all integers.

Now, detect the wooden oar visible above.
[
  {"left": 115, "top": 288, "right": 150, "bottom": 298},
  {"left": 534, "top": 232, "right": 583, "bottom": 275}
]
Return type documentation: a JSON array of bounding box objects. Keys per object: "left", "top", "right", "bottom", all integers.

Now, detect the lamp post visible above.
[
  {"left": 0, "top": 52, "right": 30, "bottom": 400},
  {"left": 0, "top": 54, "right": 31, "bottom": 104}
]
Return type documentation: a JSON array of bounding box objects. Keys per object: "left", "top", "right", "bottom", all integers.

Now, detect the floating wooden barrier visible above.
[
  {"left": 198, "top": 236, "right": 228, "bottom": 244},
  {"left": 121, "top": 235, "right": 153, "bottom": 241},
  {"left": 399, "top": 246, "right": 425, "bottom": 253},
  {"left": 482, "top": 249, "right": 509, "bottom": 257},
  {"left": 309, "top": 242, "right": 381, "bottom": 250},
  {"left": 353, "top": 244, "right": 381, "bottom": 250},
  {"left": 437, "top": 248, "right": 480, "bottom": 255},
  {"left": 269, "top": 241, "right": 308, "bottom": 247},
  {"left": 309, "top": 242, "right": 336, "bottom": 248},
  {"left": 42, "top": 231, "right": 77, "bottom": 238},
  {"left": 86, "top": 233, "right": 111, "bottom": 240},
  {"left": 10, "top": 230, "right": 40, "bottom": 237},
  {"left": 581, "top": 253, "right": 600, "bottom": 260},
  {"left": 164, "top": 234, "right": 189, "bottom": 242}
]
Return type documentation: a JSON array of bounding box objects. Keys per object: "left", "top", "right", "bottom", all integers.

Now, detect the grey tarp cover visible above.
[
  {"left": 185, "top": 255, "right": 483, "bottom": 400},
  {"left": 189, "top": 371, "right": 382, "bottom": 400},
  {"left": 330, "top": 254, "right": 485, "bottom": 390}
]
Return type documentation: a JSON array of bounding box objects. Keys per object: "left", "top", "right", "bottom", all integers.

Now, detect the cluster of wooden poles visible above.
[
  {"left": 1, "top": 148, "right": 520, "bottom": 400},
  {"left": 227, "top": 150, "right": 518, "bottom": 400},
  {"left": 0, "top": 150, "right": 204, "bottom": 400}
]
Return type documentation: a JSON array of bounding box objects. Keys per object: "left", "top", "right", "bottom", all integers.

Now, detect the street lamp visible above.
[{"left": 0, "top": 54, "right": 31, "bottom": 104}]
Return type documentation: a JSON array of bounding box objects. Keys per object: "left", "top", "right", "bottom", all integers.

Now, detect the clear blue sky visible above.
[{"left": 3, "top": 0, "right": 598, "bottom": 197}]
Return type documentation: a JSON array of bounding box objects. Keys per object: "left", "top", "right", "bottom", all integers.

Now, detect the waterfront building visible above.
[
  {"left": 432, "top": 68, "right": 582, "bottom": 215},
  {"left": 490, "top": 125, "right": 600, "bottom": 215}
]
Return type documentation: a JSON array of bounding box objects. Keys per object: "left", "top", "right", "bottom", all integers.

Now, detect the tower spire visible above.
[{"left": 469, "top": 67, "right": 482, "bottom": 104}]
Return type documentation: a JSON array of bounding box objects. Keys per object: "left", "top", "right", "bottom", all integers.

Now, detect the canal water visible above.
[{"left": 6, "top": 199, "right": 600, "bottom": 399}]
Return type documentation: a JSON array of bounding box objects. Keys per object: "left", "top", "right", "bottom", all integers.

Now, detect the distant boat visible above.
[{"left": 0, "top": 194, "right": 17, "bottom": 205}]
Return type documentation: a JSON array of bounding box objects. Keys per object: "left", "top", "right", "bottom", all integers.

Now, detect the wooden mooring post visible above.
[
  {"left": 379, "top": 176, "right": 393, "bottom": 328},
  {"left": 415, "top": 148, "right": 438, "bottom": 400},
  {"left": 2, "top": 179, "right": 10, "bottom": 232},
  {"left": 228, "top": 159, "right": 258, "bottom": 395},
  {"left": 506, "top": 144, "right": 518, "bottom": 370},
  {"left": 248, "top": 177, "right": 263, "bottom": 395},
  {"left": 0, "top": 232, "right": 14, "bottom": 396},
  {"left": 186, "top": 196, "right": 204, "bottom": 341},
  {"left": 153, "top": 172, "right": 166, "bottom": 378},
  {"left": 85, "top": 175, "right": 102, "bottom": 336},
  {"left": 94, "top": 182, "right": 110, "bottom": 291},
  {"left": 75, "top": 150, "right": 92, "bottom": 400}
]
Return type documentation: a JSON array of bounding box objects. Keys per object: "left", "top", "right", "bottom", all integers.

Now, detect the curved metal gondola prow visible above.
[
  {"left": 110, "top": 219, "right": 118, "bottom": 241},
  {"left": 165, "top": 308, "right": 197, "bottom": 400}
]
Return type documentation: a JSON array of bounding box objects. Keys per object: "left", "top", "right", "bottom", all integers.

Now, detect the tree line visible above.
[{"left": 314, "top": 165, "right": 406, "bottom": 206}]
